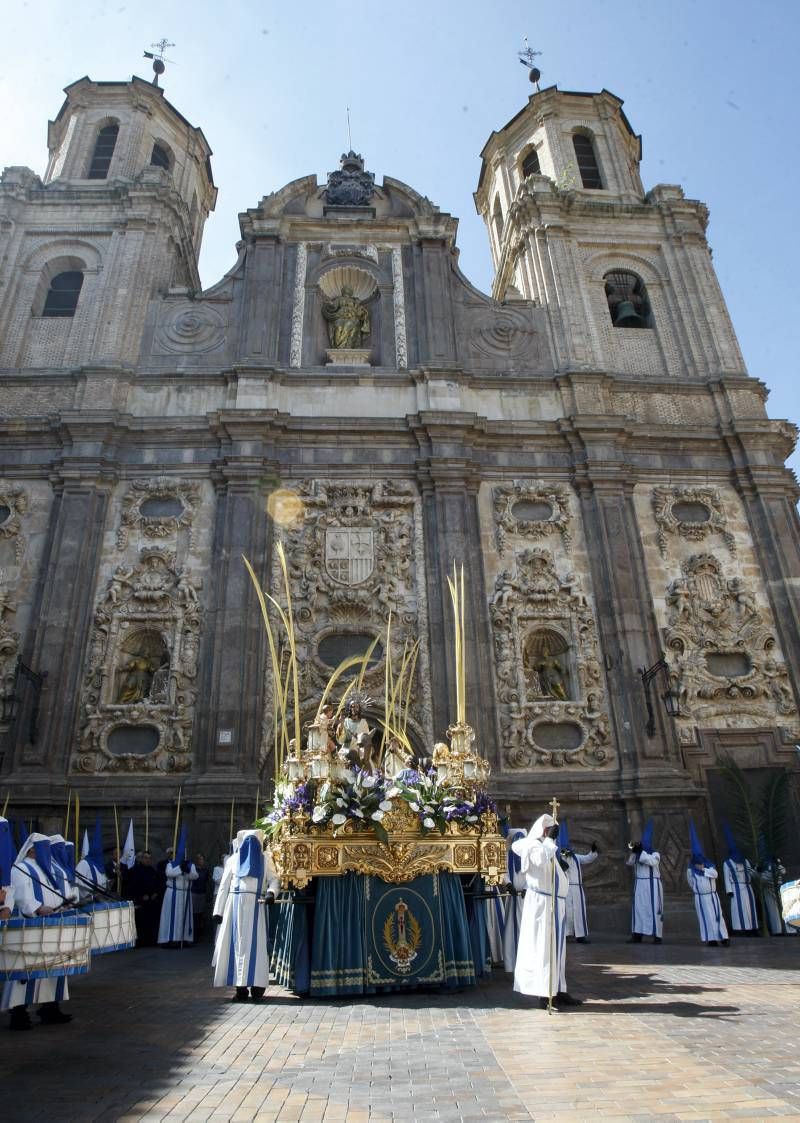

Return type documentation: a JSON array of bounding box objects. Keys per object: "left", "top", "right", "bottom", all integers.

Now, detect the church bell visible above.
[{"left": 613, "top": 300, "right": 645, "bottom": 328}]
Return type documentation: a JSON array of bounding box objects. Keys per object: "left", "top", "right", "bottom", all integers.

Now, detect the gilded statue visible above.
[
  {"left": 322, "top": 286, "right": 370, "bottom": 350},
  {"left": 117, "top": 655, "right": 156, "bottom": 704}
]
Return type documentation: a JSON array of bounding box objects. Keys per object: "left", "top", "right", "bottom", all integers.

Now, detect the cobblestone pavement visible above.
[{"left": 3, "top": 936, "right": 799, "bottom": 1122}]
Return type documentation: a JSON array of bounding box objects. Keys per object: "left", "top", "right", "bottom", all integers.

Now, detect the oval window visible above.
[
  {"left": 511, "top": 499, "right": 553, "bottom": 522},
  {"left": 107, "top": 725, "right": 160, "bottom": 756},
  {"left": 0, "top": 505, "right": 10, "bottom": 525},
  {"left": 140, "top": 496, "right": 184, "bottom": 519},
  {"left": 318, "top": 633, "right": 383, "bottom": 670},
  {"left": 672, "top": 501, "right": 711, "bottom": 524},
  {"left": 705, "top": 653, "right": 751, "bottom": 679},
  {"left": 531, "top": 721, "right": 584, "bottom": 752}
]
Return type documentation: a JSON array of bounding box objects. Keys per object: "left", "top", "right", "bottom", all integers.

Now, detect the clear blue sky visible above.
[{"left": 2, "top": 0, "right": 797, "bottom": 473}]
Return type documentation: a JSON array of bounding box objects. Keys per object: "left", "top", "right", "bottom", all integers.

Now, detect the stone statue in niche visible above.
[
  {"left": 524, "top": 631, "right": 570, "bottom": 701},
  {"left": 117, "top": 655, "right": 156, "bottom": 704},
  {"left": 115, "top": 630, "right": 170, "bottom": 705},
  {"left": 322, "top": 286, "right": 370, "bottom": 350}
]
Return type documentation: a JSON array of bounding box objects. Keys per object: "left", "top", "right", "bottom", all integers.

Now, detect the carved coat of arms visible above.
[{"left": 325, "top": 527, "right": 374, "bottom": 585}]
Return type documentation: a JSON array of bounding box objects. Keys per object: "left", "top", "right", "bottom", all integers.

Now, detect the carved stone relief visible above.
[
  {"left": 0, "top": 483, "right": 26, "bottom": 694},
  {"left": 490, "top": 547, "right": 611, "bottom": 769},
  {"left": 0, "top": 483, "right": 27, "bottom": 563},
  {"left": 154, "top": 302, "right": 226, "bottom": 354},
  {"left": 493, "top": 480, "right": 572, "bottom": 555},
  {"left": 652, "top": 486, "right": 735, "bottom": 558},
  {"left": 117, "top": 477, "right": 201, "bottom": 549},
  {"left": 469, "top": 306, "right": 542, "bottom": 365},
  {"left": 261, "top": 480, "right": 433, "bottom": 768},
  {"left": 73, "top": 547, "right": 203, "bottom": 774},
  {"left": 664, "top": 553, "right": 798, "bottom": 741}
]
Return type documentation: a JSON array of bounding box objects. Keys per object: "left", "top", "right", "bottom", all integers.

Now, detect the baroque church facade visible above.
[{"left": 0, "top": 74, "right": 798, "bottom": 913}]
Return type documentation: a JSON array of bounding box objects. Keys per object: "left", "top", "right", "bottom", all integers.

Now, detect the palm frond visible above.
[
  {"left": 717, "top": 755, "right": 762, "bottom": 866},
  {"left": 762, "top": 770, "right": 791, "bottom": 860}
]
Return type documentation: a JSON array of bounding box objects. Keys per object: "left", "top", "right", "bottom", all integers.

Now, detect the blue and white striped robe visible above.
[
  {"left": 1, "top": 859, "right": 71, "bottom": 1011},
  {"left": 722, "top": 858, "right": 757, "bottom": 931},
  {"left": 212, "top": 859, "right": 277, "bottom": 989},
  {"left": 628, "top": 849, "right": 663, "bottom": 937},
  {"left": 564, "top": 850, "right": 597, "bottom": 938},
  {"left": 687, "top": 864, "right": 728, "bottom": 943},
  {"left": 157, "top": 862, "right": 198, "bottom": 944}
]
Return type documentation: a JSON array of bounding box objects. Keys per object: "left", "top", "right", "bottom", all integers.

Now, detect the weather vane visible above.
[
  {"left": 518, "top": 37, "right": 542, "bottom": 90},
  {"left": 143, "top": 38, "right": 176, "bottom": 87}
]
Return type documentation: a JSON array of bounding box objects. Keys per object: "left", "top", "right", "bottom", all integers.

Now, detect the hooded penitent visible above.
[
  {"left": 640, "top": 819, "right": 655, "bottom": 854},
  {"left": 558, "top": 819, "right": 571, "bottom": 851}
]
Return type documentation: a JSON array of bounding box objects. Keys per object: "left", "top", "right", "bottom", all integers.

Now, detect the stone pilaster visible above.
[
  {"left": 12, "top": 466, "right": 114, "bottom": 779},
  {"left": 192, "top": 447, "right": 277, "bottom": 782}
]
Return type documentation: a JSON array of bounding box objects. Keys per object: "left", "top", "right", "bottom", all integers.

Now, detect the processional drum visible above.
[
  {"left": 779, "top": 879, "right": 800, "bottom": 930},
  {"left": 0, "top": 910, "right": 92, "bottom": 981},
  {"left": 85, "top": 900, "right": 137, "bottom": 954}
]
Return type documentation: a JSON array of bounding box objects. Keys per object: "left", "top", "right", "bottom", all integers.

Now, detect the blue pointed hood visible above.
[
  {"left": 32, "top": 836, "right": 55, "bottom": 880},
  {"left": 50, "top": 835, "right": 75, "bottom": 882},
  {"left": 237, "top": 832, "right": 264, "bottom": 881},
  {"left": 0, "top": 817, "right": 13, "bottom": 886},
  {"left": 689, "top": 820, "right": 707, "bottom": 866},
  {"left": 558, "top": 819, "right": 570, "bottom": 850},
  {"left": 175, "top": 824, "right": 188, "bottom": 863},
  {"left": 86, "top": 815, "right": 105, "bottom": 876},
  {"left": 722, "top": 821, "right": 742, "bottom": 863},
  {"left": 641, "top": 819, "right": 655, "bottom": 853}
]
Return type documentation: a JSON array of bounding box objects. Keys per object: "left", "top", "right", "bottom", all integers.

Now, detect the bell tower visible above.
[
  {"left": 0, "top": 75, "right": 217, "bottom": 369},
  {"left": 474, "top": 80, "right": 746, "bottom": 379}
]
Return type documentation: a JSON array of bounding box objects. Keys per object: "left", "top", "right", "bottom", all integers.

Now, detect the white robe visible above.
[
  {"left": 687, "top": 865, "right": 728, "bottom": 943},
  {"left": 1, "top": 857, "right": 71, "bottom": 1011},
  {"left": 502, "top": 829, "right": 526, "bottom": 972},
  {"left": 722, "top": 858, "right": 757, "bottom": 931},
  {"left": 564, "top": 850, "right": 598, "bottom": 938},
  {"left": 512, "top": 834, "right": 568, "bottom": 998},
  {"left": 157, "top": 861, "right": 198, "bottom": 944},
  {"left": 212, "top": 859, "right": 278, "bottom": 989},
  {"left": 760, "top": 867, "right": 798, "bottom": 936},
  {"left": 628, "top": 850, "right": 663, "bottom": 937},
  {"left": 75, "top": 858, "right": 109, "bottom": 904}
]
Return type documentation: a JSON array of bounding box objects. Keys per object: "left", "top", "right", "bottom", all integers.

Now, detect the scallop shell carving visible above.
[{"left": 317, "top": 264, "right": 378, "bottom": 302}]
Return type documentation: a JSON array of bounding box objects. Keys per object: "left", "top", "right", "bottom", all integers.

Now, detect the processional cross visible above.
[{"left": 549, "top": 795, "right": 560, "bottom": 822}]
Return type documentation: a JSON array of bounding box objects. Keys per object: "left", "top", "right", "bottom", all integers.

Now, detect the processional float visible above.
[{"left": 245, "top": 549, "right": 505, "bottom": 892}]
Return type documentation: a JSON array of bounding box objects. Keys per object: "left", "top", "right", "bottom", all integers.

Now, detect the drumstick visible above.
[
  {"left": 255, "top": 785, "right": 260, "bottom": 825},
  {"left": 113, "top": 804, "right": 121, "bottom": 896},
  {"left": 1, "top": 791, "right": 9, "bottom": 817},
  {"left": 74, "top": 793, "right": 80, "bottom": 852},
  {"left": 145, "top": 798, "right": 149, "bottom": 851},
  {"left": 64, "top": 788, "right": 72, "bottom": 839}
]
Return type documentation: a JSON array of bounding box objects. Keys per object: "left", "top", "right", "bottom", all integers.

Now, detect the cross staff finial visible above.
[{"left": 549, "top": 796, "right": 560, "bottom": 821}]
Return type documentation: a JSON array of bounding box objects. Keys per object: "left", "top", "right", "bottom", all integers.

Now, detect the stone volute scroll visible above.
[{"left": 318, "top": 265, "right": 377, "bottom": 367}]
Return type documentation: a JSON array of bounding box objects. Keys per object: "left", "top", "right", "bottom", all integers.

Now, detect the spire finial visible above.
[
  {"left": 143, "top": 38, "right": 175, "bottom": 87},
  {"left": 517, "top": 37, "right": 542, "bottom": 91}
]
